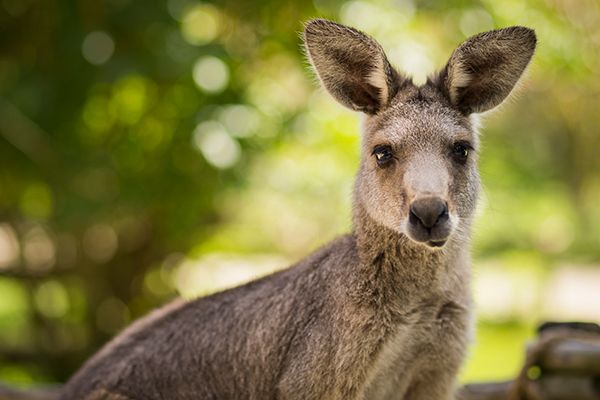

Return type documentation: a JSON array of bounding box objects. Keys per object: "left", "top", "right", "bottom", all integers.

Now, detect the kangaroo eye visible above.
[
  {"left": 452, "top": 142, "right": 472, "bottom": 164},
  {"left": 372, "top": 145, "right": 394, "bottom": 167}
]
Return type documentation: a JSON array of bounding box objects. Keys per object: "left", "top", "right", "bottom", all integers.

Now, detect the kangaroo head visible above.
[{"left": 303, "top": 19, "right": 536, "bottom": 249}]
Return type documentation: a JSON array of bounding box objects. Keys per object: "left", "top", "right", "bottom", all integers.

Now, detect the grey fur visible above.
[{"left": 58, "top": 19, "right": 536, "bottom": 400}]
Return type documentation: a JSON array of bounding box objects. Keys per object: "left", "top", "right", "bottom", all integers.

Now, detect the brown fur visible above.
[{"left": 57, "top": 19, "right": 536, "bottom": 400}]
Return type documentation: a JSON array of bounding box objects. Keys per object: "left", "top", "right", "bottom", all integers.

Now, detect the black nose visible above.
[{"left": 409, "top": 197, "right": 449, "bottom": 229}]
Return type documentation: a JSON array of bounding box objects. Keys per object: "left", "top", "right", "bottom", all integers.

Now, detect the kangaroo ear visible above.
[
  {"left": 440, "top": 26, "right": 537, "bottom": 114},
  {"left": 303, "top": 19, "right": 401, "bottom": 114}
]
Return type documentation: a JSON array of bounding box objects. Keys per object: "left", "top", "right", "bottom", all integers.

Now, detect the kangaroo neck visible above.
[{"left": 350, "top": 200, "right": 466, "bottom": 304}]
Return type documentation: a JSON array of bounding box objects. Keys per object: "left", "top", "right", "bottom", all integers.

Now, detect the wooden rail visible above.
[{"left": 460, "top": 322, "right": 600, "bottom": 400}]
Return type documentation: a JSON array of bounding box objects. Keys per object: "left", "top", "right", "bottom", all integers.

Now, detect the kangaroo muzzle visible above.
[{"left": 407, "top": 196, "right": 452, "bottom": 247}]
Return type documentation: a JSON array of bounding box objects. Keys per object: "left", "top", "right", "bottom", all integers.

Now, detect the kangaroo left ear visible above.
[
  {"left": 303, "top": 19, "right": 402, "bottom": 114},
  {"left": 439, "top": 26, "right": 537, "bottom": 114}
]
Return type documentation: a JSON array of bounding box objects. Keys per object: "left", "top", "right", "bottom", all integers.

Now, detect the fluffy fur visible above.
[{"left": 56, "top": 19, "right": 536, "bottom": 400}]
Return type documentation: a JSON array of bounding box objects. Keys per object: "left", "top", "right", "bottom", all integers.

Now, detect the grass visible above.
[{"left": 460, "top": 320, "right": 535, "bottom": 383}]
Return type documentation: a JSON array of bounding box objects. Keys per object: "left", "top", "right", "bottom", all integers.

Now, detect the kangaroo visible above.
[{"left": 49, "top": 19, "right": 536, "bottom": 400}]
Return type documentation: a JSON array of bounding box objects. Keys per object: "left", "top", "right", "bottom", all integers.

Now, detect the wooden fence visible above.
[{"left": 460, "top": 322, "right": 600, "bottom": 400}]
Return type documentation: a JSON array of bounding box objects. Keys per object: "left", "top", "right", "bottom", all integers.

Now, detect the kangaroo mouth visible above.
[
  {"left": 406, "top": 223, "right": 452, "bottom": 248},
  {"left": 405, "top": 226, "right": 452, "bottom": 249},
  {"left": 427, "top": 240, "right": 447, "bottom": 248}
]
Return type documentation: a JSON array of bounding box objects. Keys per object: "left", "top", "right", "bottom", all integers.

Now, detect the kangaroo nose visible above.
[{"left": 409, "top": 197, "right": 448, "bottom": 229}]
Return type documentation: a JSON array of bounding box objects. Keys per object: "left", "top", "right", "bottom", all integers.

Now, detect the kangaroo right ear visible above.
[
  {"left": 440, "top": 26, "right": 537, "bottom": 114},
  {"left": 303, "top": 19, "right": 401, "bottom": 114}
]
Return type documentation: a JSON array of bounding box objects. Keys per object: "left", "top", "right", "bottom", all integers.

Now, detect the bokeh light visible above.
[
  {"left": 34, "top": 280, "right": 69, "bottom": 319},
  {"left": 192, "top": 120, "right": 240, "bottom": 169},
  {"left": 192, "top": 56, "right": 229, "bottom": 93},
  {"left": 181, "top": 3, "right": 221, "bottom": 45},
  {"left": 218, "top": 105, "right": 261, "bottom": 138},
  {"left": 23, "top": 226, "right": 55, "bottom": 272},
  {"left": 82, "top": 224, "right": 118, "bottom": 264},
  {"left": 0, "top": 224, "right": 20, "bottom": 269},
  {"left": 81, "top": 31, "right": 115, "bottom": 65},
  {"left": 19, "top": 183, "right": 53, "bottom": 219}
]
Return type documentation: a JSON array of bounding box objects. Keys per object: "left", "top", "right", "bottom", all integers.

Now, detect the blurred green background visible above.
[{"left": 1, "top": 0, "right": 600, "bottom": 387}]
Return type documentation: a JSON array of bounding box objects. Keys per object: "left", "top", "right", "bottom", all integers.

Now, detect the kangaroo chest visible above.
[{"left": 361, "top": 298, "right": 472, "bottom": 400}]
